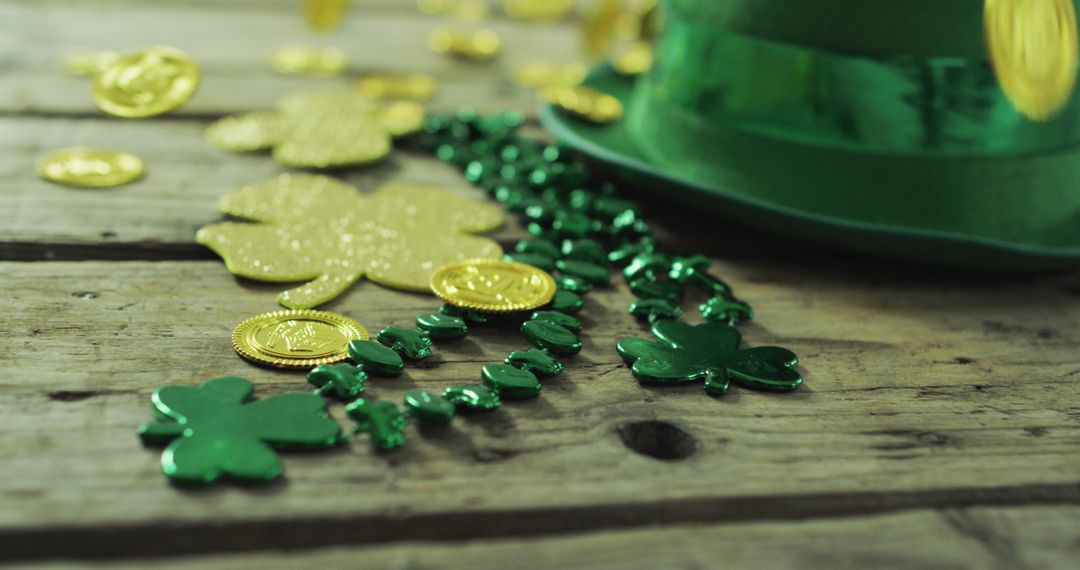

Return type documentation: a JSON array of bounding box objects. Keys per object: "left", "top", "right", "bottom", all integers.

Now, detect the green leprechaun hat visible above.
[{"left": 540, "top": 0, "right": 1080, "bottom": 270}]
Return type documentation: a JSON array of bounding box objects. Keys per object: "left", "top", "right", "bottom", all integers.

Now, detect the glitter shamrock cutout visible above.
[
  {"left": 196, "top": 174, "right": 504, "bottom": 308},
  {"left": 137, "top": 376, "right": 342, "bottom": 484},
  {"left": 205, "top": 89, "right": 426, "bottom": 169},
  {"left": 616, "top": 321, "right": 802, "bottom": 396}
]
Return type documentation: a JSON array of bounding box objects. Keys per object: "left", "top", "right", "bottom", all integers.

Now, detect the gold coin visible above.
[
  {"left": 92, "top": 46, "right": 201, "bottom": 118},
  {"left": 205, "top": 112, "right": 282, "bottom": 152},
  {"left": 541, "top": 85, "right": 624, "bottom": 123},
  {"left": 65, "top": 50, "right": 119, "bottom": 77},
  {"left": 515, "top": 61, "right": 586, "bottom": 88},
  {"left": 986, "top": 0, "right": 1079, "bottom": 121},
  {"left": 612, "top": 41, "right": 653, "bottom": 76},
  {"left": 232, "top": 309, "right": 368, "bottom": 369},
  {"left": 430, "top": 258, "right": 557, "bottom": 313},
  {"left": 504, "top": 0, "right": 573, "bottom": 22},
  {"left": 356, "top": 73, "right": 437, "bottom": 101},
  {"left": 428, "top": 29, "right": 501, "bottom": 61},
  {"left": 304, "top": 0, "right": 350, "bottom": 32},
  {"left": 37, "top": 147, "right": 144, "bottom": 188},
  {"left": 272, "top": 45, "right": 347, "bottom": 77}
]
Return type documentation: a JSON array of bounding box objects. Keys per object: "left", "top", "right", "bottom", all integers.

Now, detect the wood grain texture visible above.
[
  {"left": 22, "top": 506, "right": 1080, "bottom": 570},
  {"left": 2, "top": 259, "right": 1079, "bottom": 560}
]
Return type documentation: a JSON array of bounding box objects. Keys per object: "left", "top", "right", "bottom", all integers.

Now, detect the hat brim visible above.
[{"left": 538, "top": 65, "right": 1080, "bottom": 271}]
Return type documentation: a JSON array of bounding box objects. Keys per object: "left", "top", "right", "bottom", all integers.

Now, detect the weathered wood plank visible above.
[
  {"left": 22, "top": 506, "right": 1080, "bottom": 569},
  {"left": 1, "top": 1, "right": 581, "bottom": 116},
  {"left": 2, "top": 259, "right": 1079, "bottom": 560}
]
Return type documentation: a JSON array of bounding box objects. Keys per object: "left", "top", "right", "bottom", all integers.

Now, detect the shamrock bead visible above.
[
  {"left": 561, "top": 239, "right": 607, "bottom": 265},
  {"left": 555, "top": 275, "right": 593, "bottom": 294},
  {"left": 530, "top": 310, "right": 583, "bottom": 333},
  {"left": 550, "top": 289, "right": 584, "bottom": 314},
  {"left": 629, "top": 277, "right": 683, "bottom": 305},
  {"left": 506, "top": 348, "right": 564, "bottom": 377},
  {"left": 482, "top": 364, "right": 542, "bottom": 399},
  {"left": 306, "top": 363, "right": 367, "bottom": 399},
  {"left": 504, "top": 252, "right": 556, "bottom": 272},
  {"left": 521, "top": 319, "right": 582, "bottom": 356},
  {"left": 629, "top": 298, "right": 683, "bottom": 322},
  {"left": 556, "top": 259, "right": 609, "bottom": 286},
  {"left": 591, "top": 196, "right": 638, "bottom": 221},
  {"left": 700, "top": 295, "right": 754, "bottom": 325},
  {"left": 515, "top": 238, "right": 561, "bottom": 259},
  {"left": 551, "top": 212, "right": 591, "bottom": 239},
  {"left": 624, "top": 253, "right": 672, "bottom": 282},
  {"left": 440, "top": 303, "right": 490, "bottom": 324},
  {"left": 138, "top": 377, "right": 341, "bottom": 484},
  {"left": 415, "top": 313, "right": 469, "bottom": 339},
  {"left": 377, "top": 326, "right": 433, "bottom": 360},
  {"left": 616, "top": 321, "right": 802, "bottom": 395},
  {"left": 669, "top": 255, "right": 732, "bottom": 296},
  {"left": 608, "top": 237, "right": 655, "bottom": 267},
  {"left": 443, "top": 385, "right": 501, "bottom": 411},
  {"left": 403, "top": 389, "right": 456, "bottom": 425},
  {"left": 346, "top": 399, "right": 407, "bottom": 452},
  {"left": 348, "top": 340, "right": 405, "bottom": 377}
]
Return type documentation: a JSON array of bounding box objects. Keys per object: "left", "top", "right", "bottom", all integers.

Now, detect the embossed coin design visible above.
[
  {"left": 92, "top": 46, "right": 201, "bottom": 118},
  {"left": 232, "top": 310, "right": 368, "bottom": 368},
  {"left": 37, "top": 147, "right": 144, "bottom": 188},
  {"left": 430, "top": 259, "right": 556, "bottom": 313},
  {"left": 986, "top": 0, "right": 1079, "bottom": 121}
]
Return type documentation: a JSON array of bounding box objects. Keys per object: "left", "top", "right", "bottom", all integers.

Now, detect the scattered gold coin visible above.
[
  {"left": 417, "top": 0, "right": 490, "bottom": 20},
  {"left": 37, "top": 147, "right": 144, "bottom": 188},
  {"left": 205, "top": 112, "right": 282, "bottom": 152},
  {"left": 272, "top": 45, "right": 348, "bottom": 77},
  {"left": 304, "top": 0, "right": 351, "bottom": 33},
  {"left": 504, "top": 0, "right": 573, "bottom": 22},
  {"left": 542, "top": 85, "right": 624, "bottom": 124},
  {"left": 516, "top": 61, "right": 587, "bottom": 89},
  {"left": 92, "top": 46, "right": 201, "bottom": 118},
  {"left": 232, "top": 309, "right": 368, "bottom": 368},
  {"left": 356, "top": 73, "right": 437, "bottom": 101},
  {"left": 985, "top": 0, "right": 1078, "bottom": 121},
  {"left": 431, "top": 258, "right": 557, "bottom": 314},
  {"left": 428, "top": 28, "right": 501, "bottom": 61},
  {"left": 612, "top": 41, "right": 653, "bottom": 76},
  {"left": 64, "top": 50, "right": 119, "bottom": 77}
]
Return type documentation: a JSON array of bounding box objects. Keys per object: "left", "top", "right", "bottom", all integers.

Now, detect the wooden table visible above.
[{"left": 4, "top": 1, "right": 1080, "bottom": 567}]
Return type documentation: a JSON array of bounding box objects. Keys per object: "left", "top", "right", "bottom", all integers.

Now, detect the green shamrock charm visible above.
[
  {"left": 616, "top": 321, "right": 802, "bottom": 396},
  {"left": 482, "top": 364, "right": 542, "bottom": 399},
  {"left": 377, "top": 326, "right": 433, "bottom": 360},
  {"left": 348, "top": 340, "right": 405, "bottom": 376},
  {"left": 530, "top": 310, "right": 582, "bottom": 332},
  {"left": 700, "top": 295, "right": 754, "bottom": 325},
  {"left": 515, "top": 238, "right": 560, "bottom": 258},
  {"left": 555, "top": 275, "right": 593, "bottom": 294},
  {"left": 607, "top": 237, "right": 655, "bottom": 267},
  {"left": 415, "top": 313, "right": 469, "bottom": 339},
  {"left": 560, "top": 239, "right": 607, "bottom": 265},
  {"left": 629, "top": 278, "right": 683, "bottom": 305},
  {"left": 624, "top": 253, "right": 671, "bottom": 282},
  {"left": 506, "top": 348, "right": 564, "bottom": 377},
  {"left": 628, "top": 298, "right": 683, "bottom": 322},
  {"left": 443, "top": 385, "right": 501, "bottom": 411},
  {"left": 404, "top": 389, "right": 456, "bottom": 425},
  {"left": 345, "top": 399, "right": 407, "bottom": 451},
  {"left": 555, "top": 259, "right": 609, "bottom": 286},
  {"left": 137, "top": 376, "right": 341, "bottom": 484},
  {"left": 521, "top": 313, "right": 583, "bottom": 356},
  {"left": 440, "top": 303, "right": 489, "bottom": 324},
  {"left": 669, "top": 255, "right": 731, "bottom": 296},
  {"left": 504, "top": 252, "right": 556, "bottom": 272},
  {"left": 549, "top": 290, "right": 584, "bottom": 314},
  {"left": 306, "top": 363, "right": 366, "bottom": 399}
]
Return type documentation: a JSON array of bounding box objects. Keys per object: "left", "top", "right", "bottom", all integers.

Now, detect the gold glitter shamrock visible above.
[
  {"left": 196, "top": 174, "right": 504, "bottom": 308},
  {"left": 205, "top": 89, "right": 425, "bottom": 169}
]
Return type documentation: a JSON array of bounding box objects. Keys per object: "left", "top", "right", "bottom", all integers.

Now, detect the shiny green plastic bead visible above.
[
  {"left": 700, "top": 295, "right": 754, "bottom": 324},
  {"left": 443, "top": 385, "right": 501, "bottom": 411},
  {"left": 440, "top": 303, "right": 489, "bottom": 324},
  {"left": 137, "top": 376, "right": 341, "bottom": 484},
  {"left": 377, "top": 326, "right": 432, "bottom": 360},
  {"left": 504, "top": 252, "right": 556, "bottom": 272},
  {"left": 555, "top": 275, "right": 593, "bottom": 294},
  {"left": 629, "top": 277, "right": 683, "bottom": 305},
  {"left": 530, "top": 310, "right": 582, "bottom": 333},
  {"left": 403, "top": 389, "right": 455, "bottom": 425},
  {"left": 551, "top": 212, "right": 591, "bottom": 238},
  {"left": 307, "top": 363, "right": 366, "bottom": 399},
  {"left": 629, "top": 298, "right": 683, "bottom": 322},
  {"left": 608, "top": 237, "right": 656, "bottom": 267},
  {"left": 556, "top": 259, "right": 609, "bottom": 286},
  {"left": 550, "top": 289, "right": 584, "bottom": 314},
  {"left": 560, "top": 239, "right": 607, "bottom": 265},
  {"left": 669, "top": 255, "right": 731, "bottom": 295},
  {"left": 346, "top": 399, "right": 407, "bottom": 452},
  {"left": 482, "top": 364, "right": 542, "bottom": 399},
  {"left": 623, "top": 253, "right": 672, "bottom": 281},
  {"left": 521, "top": 319, "right": 582, "bottom": 356},
  {"left": 348, "top": 340, "right": 406, "bottom": 377},
  {"left": 591, "top": 196, "right": 638, "bottom": 221},
  {"left": 415, "top": 313, "right": 469, "bottom": 339},
  {"left": 515, "top": 238, "right": 560, "bottom": 259},
  {"left": 505, "top": 348, "right": 564, "bottom": 377}
]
